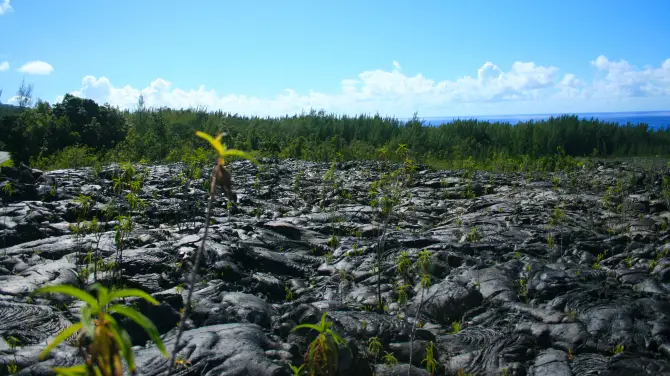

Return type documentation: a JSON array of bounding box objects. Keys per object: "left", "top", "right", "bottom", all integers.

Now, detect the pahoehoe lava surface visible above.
[{"left": 3, "top": 159, "right": 670, "bottom": 375}]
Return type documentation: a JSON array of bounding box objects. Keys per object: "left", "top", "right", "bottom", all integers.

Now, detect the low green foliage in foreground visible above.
[{"left": 34, "top": 283, "right": 167, "bottom": 376}]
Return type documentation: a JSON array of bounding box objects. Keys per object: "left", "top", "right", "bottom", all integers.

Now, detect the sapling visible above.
[
  {"left": 551, "top": 204, "right": 565, "bottom": 256},
  {"left": 291, "top": 312, "right": 346, "bottom": 376},
  {"left": 285, "top": 285, "right": 294, "bottom": 301},
  {"left": 368, "top": 148, "right": 414, "bottom": 312},
  {"left": 336, "top": 268, "right": 351, "bottom": 307},
  {"left": 382, "top": 352, "right": 399, "bottom": 369},
  {"left": 421, "top": 341, "right": 438, "bottom": 376},
  {"left": 4, "top": 336, "right": 20, "bottom": 374},
  {"left": 2, "top": 181, "right": 15, "bottom": 249},
  {"left": 396, "top": 251, "right": 412, "bottom": 282},
  {"left": 451, "top": 320, "right": 462, "bottom": 333},
  {"left": 87, "top": 217, "right": 105, "bottom": 282},
  {"left": 367, "top": 336, "right": 382, "bottom": 369},
  {"left": 167, "top": 131, "right": 257, "bottom": 375},
  {"left": 408, "top": 249, "right": 432, "bottom": 375},
  {"left": 7, "top": 360, "right": 17, "bottom": 374},
  {"left": 35, "top": 283, "right": 167, "bottom": 376},
  {"left": 112, "top": 215, "right": 132, "bottom": 286},
  {"left": 294, "top": 169, "right": 305, "bottom": 201},
  {"left": 72, "top": 195, "right": 93, "bottom": 280}
]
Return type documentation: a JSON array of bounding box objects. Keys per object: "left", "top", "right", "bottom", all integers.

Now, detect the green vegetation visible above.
[
  {"left": 2, "top": 80, "right": 668, "bottom": 376},
  {"left": 2, "top": 82, "right": 670, "bottom": 172},
  {"left": 611, "top": 343, "right": 625, "bottom": 355},
  {"left": 167, "top": 130, "right": 258, "bottom": 374},
  {"left": 421, "top": 340, "right": 438, "bottom": 376},
  {"left": 291, "top": 312, "right": 347, "bottom": 376},
  {"left": 367, "top": 336, "right": 383, "bottom": 367},
  {"left": 33, "top": 283, "right": 167, "bottom": 376}
]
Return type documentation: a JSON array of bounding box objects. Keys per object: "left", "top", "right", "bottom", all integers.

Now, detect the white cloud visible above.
[
  {"left": 65, "top": 56, "right": 670, "bottom": 117},
  {"left": 0, "top": 61, "right": 9, "bottom": 71},
  {"left": 588, "top": 55, "right": 670, "bottom": 98},
  {"left": 6, "top": 96, "right": 24, "bottom": 105},
  {"left": 0, "top": 0, "right": 12, "bottom": 15},
  {"left": 17, "top": 60, "right": 54, "bottom": 75}
]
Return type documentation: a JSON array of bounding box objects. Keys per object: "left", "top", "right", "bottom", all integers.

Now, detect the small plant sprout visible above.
[
  {"left": 382, "top": 351, "right": 399, "bottom": 368},
  {"left": 292, "top": 312, "right": 347, "bottom": 376},
  {"left": 34, "top": 283, "right": 167, "bottom": 376},
  {"left": 396, "top": 251, "right": 412, "bottom": 275},
  {"left": 421, "top": 341, "right": 438, "bottom": 376},
  {"left": 611, "top": 343, "right": 625, "bottom": 355},
  {"left": 7, "top": 360, "right": 18, "bottom": 374},
  {"left": 395, "top": 281, "right": 410, "bottom": 306},
  {"left": 5, "top": 336, "right": 21, "bottom": 350},
  {"left": 2, "top": 181, "right": 15, "bottom": 196},
  {"left": 289, "top": 362, "right": 306, "bottom": 376},
  {"left": 367, "top": 336, "right": 382, "bottom": 357},
  {"left": 285, "top": 285, "right": 294, "bottom": 301}
]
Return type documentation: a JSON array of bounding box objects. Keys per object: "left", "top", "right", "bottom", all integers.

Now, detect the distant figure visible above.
[{"left": 211, "top": 162, "right": 237, "bottom": 203}]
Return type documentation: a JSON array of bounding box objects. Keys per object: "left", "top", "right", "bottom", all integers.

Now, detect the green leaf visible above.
[
  {"left": 108, "top": 288, "right": 159, "bottom": 305},
  {"left": 196, "top": 131, "right": 225, "bottom": 157},
  {"left": 79, "top": 305, "right": 95, "bottom": 337},
  {"left": 108, "top": 317, "right": 136, "bottom": 372},
  {"left": 52, "top": 364, "right": 88, "bottom": 376},
  {"left": 292, "top": 323, "right": 323, "bottom": 333},
  {"left": 319, "top": 312, "right": 329, "bottom": 329},
  {"left": 221, "top": 149, "right": 260, "bottom": 165},
  {"left": 326, "top": 329, "right": 346, "bottom": 346},
  {"left": 40, "top": 322, "right": 83, "bottom": 360},
  {"left": 91, "top": 283, "right": 109, "bottom": 306},
  {"left": 108, "top": 304, "right": 168, "bottom": 357},
  {"left": 34, "top": 285, "right": 99, "bottom": 311}
]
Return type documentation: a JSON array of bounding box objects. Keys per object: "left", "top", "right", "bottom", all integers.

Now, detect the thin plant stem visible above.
[
  {"left": 407, "top": 283, "right": 426, "bottom": 376},
  {"left": 167, "top": 174, "right": 216, "bottom": 375}
]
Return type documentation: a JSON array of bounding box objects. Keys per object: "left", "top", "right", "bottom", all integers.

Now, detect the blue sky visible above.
[{"left": 1, "top": 0, "right": 669, "bottom": 117}]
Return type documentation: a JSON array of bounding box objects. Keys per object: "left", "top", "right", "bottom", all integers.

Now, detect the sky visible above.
[{"left": 1, "top": 0, "right": 669, "bottom": 118}]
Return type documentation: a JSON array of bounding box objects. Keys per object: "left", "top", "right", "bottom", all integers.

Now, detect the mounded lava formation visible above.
[{"left": 2, "top": 159, "right": 670, "bottom": 376}]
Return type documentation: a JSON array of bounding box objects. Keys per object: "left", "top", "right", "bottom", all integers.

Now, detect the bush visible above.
[{"left": 30, "top": 146, "right": 100, "bottom": 170}]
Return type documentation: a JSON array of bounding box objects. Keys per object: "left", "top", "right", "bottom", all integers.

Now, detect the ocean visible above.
[{"left": 417, "top": 111, "right": 670, "bottom": 130}]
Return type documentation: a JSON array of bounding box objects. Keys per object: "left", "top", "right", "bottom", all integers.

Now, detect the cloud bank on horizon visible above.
[
  {"left": 1, "top": 0, "right": 668, "bottom": 117},
  {"left": 49, "top": 55, "right": 668, "bottom": 118}
]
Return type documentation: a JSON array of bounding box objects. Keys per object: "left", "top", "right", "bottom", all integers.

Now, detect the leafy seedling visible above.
[
  {"left": 292, "top": 312, "right": 346, "bottom": 376},
  {"left": 34, "top": 283, "right": 167, "bottom": 376}
]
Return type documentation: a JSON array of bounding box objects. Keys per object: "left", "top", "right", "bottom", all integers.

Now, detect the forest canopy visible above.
[{"left": 1, "top": 90, "right": 669, "bottom": 171}]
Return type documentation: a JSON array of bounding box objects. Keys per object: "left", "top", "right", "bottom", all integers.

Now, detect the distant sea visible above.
[{"left": 417, "top": 111, "right": 670, "bottom": 130}]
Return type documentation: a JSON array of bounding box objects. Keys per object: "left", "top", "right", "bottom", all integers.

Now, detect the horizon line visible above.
[
  {"left": 2, "top": 101, "right": 670, "bottom": 121},
  {"left": 411, "top": 110, "right": 670, "bottom": 120}
]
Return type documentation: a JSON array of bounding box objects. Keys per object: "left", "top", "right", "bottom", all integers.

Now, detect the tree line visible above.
[{"left": 1, "top": 85, "right": 669, "bottom": 171}]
